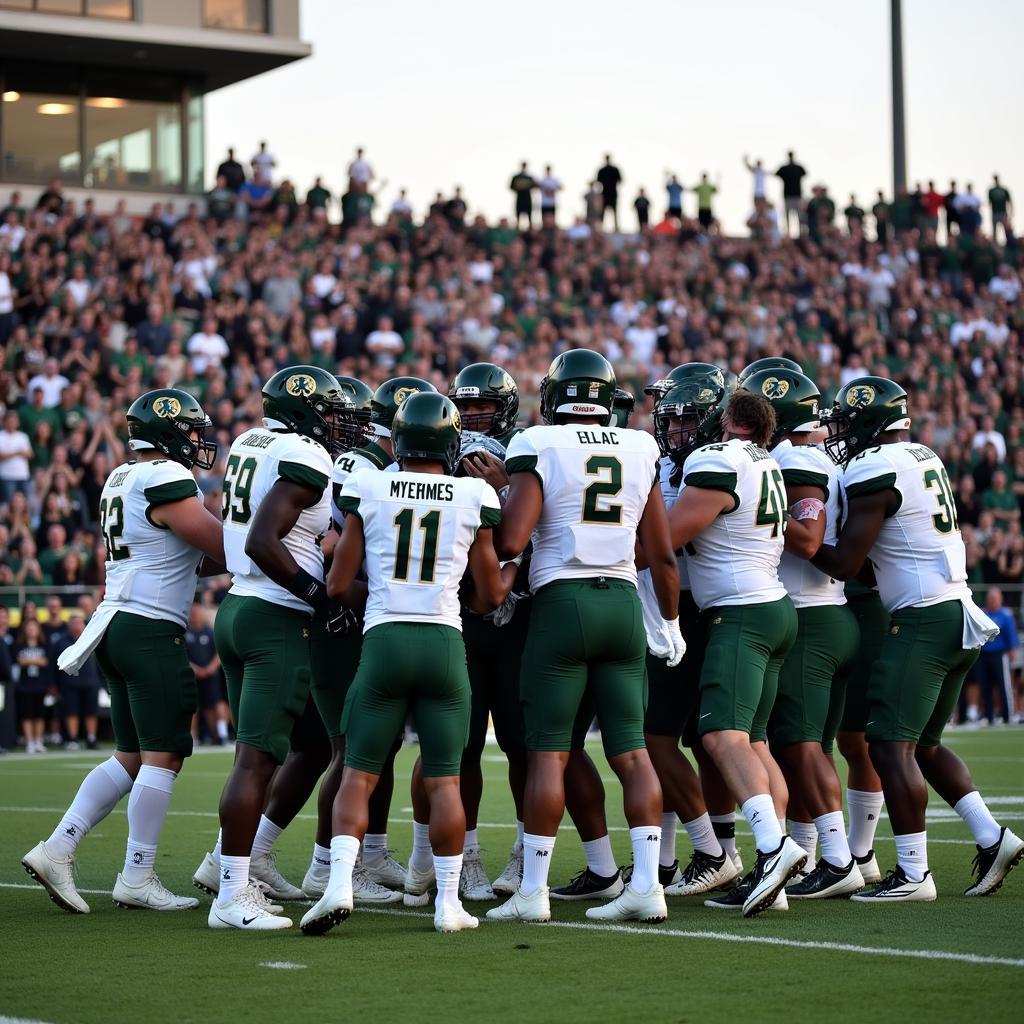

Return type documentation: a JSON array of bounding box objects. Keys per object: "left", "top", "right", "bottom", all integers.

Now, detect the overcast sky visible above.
[{"left": 206, "top": 0, "right": 1023, "bottom": 231}]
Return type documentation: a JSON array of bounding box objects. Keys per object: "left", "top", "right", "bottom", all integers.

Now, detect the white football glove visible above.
[{"left": 664, "top": 617, "right": 686, "bottom": 668}]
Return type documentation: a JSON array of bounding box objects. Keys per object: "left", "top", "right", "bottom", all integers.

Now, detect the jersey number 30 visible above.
[{"left": 222, "top": 455, "right": 257, "bottom": 524}]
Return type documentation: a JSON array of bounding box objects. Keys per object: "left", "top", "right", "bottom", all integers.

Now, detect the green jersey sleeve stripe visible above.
[
  {"left": 279, "top": 461, "right": 329, "bottom": 493},
  {"left": 506, "top": 454, "right": 543, "bottom": 494},
  {"left": 844, "top": 473, "right": 897, "bottom": 500},
  {"left": 683, "top": 470, "right": 739, "bottom": 512},
  {"left": 144, "top": 479, "right": 198, "bottom": 508},
  {"left": 480, "top": 505, "right": 502, "bottom": 528},
  {"left": 781, "top": 468, "right": 829, "bottom": 499},
  {"left": 338, "top": 495, "right": 361, "bottom": 519}
]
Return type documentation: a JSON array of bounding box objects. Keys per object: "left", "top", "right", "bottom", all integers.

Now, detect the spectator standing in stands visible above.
[
  {"left": 633, "top": 188, "right": 651, "bottom": 230},
  {"left": 35, "top": 178, "right": 65, "bottom": 217},
  {"left": 250, "top": 140, "right": 276, "bottom": 186},
  {"left": 945, "top": 180, "right": 960, "bottom": 236},
  {"left": 207, "top": 175, "right": 235, "bottom": 224},
  {"left": 307, "top": 177, "right": 332, "bottom": 214},
  {"left": 955, "top": 183, "right": 982, "bottom": 237},
  {"left": 0, "top": 410, "right": 32, "bottom": 503},
  {"left": 15, "top": 618, "right": 52, "bottom": 753},
  {"left": 692, "top": 173, "right": 717, "bottom": 231},
  {"left": 136, "top": 301, "right": 171, "bottom": 357},
  {"left": 921, "top": 181, "right": 944, "bottom": 233},
  {"left": 872, "top": 190, "right": 891, "bottom": 243},
  {"left": 510, "top": 162, "right": 535, "bottom": 230},
  {"left": 975, "top": 588, "right": 1019, "bottom": 724},
  {"left": 844, "top": 194, "right": 865, "bottom": 233},
  {"left": 538, "top": 166, "right": 562, "bottom": 222},
  {"left": 0, "top": 252, "right": 14, "bottom": 345},
  {"left": 665, "top": 174, "right": 683, "bottom": 219},
  {"left": 187, "top": 316, "right": 229, "bottom": 374},
  {"left": 989, "top": 175, "right": 1013, "bottom": 244},
  {"left": 391, "top": 188, "right": 413, "bottom": 221},
  {"left": 806, "top": 184, "right": 835, "bottom": 242},
  {"left": 776, "top": 150, "right": 806, "bottom": 236},
  {"left": 743, "top": 156, "right": 767, "bottom": 200},
  {"left": 341, "top": 187, "right": 375, "bottom": 228},
  {"left": 597, "top": 154, "right": 622, "bottom": 231},
  {"left": 54, "top": 615, "right": 101, "bottom": 750},
  {"left": 27, "top": 359, "right": 69, "bottom": 409},
  {"left": 584, "top": 181, "right": 603, "bottom": 226},
  {"left": 348, "top": 148, "right": 374, "bottom": 193},
  {"left": 365, "top": 315, "right": 404, "bottom": 370},
  {"left": 215, "top": 148, "right": 245, "bottom": 192}
]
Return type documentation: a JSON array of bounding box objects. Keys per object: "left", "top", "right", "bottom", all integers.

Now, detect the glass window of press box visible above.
[
  {"left": 0, "top": 1, "right": 133, "bottom": 17},
  {"left": 202, "top": 0, "right": 267, "bottom": 31}
]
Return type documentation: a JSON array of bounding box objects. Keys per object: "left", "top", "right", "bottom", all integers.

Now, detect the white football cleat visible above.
[
  {"left": 352, "top": 864, "right": 403, "bottom": 904},
  {"left": 492, "top": 844, "right": 524, "bottom": 896},
  {"left": 22, "top": 841, "right": 89, "bottom": 914},
  {"left": 404, "top": 861, "right": 436, "bottom": 908},
  {"left": 855, "top": 849, "right": 882, "bottom": 885},
  {"left": 459, "top": 848, "right": 496, "bottom": 901},
  {"left": 112, "top": 873, "right": 200, "bottom": 910},
  {"left": 485, "top": 886, "right": 551, "bottom": 923},
  {"left": 249, "top": 851, "right": 306, "bottom": 901},
  {"left": 302, "top": 861, "right": 330, "bottom": 900},
  {"left": 208, "top": 882, "right": 293, "bottom": 930},
  {"left": 743, "top": 837, "right": 807, "bottom": 917},
  {"left": 964, "top": 827, "right": 1024, "bottom": 896},
  {"left": 666, "top": 849, "right": 740, "bottom": 896},
  {"left": 362, "top": 849, "right": 407, "bottom": 890},
  {"left": 729, "top": 848, "right": 744, "bottom": 878},
  {"left": 434, "top": 902, "right": 480, "bottom": 933},
  {"left": 851, "top": 866, "right": 937, "bottom": 903},
  {"left": 192, "top": 852, "right": 220, "bottom": 896},
  {"left": 585, "top": 882, "right": 667, "bottom": 922},
  {"left": 300, "top": 882, "right": 353, "bottom": 936}
]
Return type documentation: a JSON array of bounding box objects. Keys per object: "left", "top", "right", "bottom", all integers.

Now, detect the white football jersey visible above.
[
  {"left": 97, "top": 459, "right": 203, "bottom": 627},
  {"left": 222, "top": 427, "right": 333, "bottom": 613},
  {"left": 506, "top": 424, "right": 659, "bottom": 592},
  {"left": 841, "top": 441, "right": 971, "bottom": 612},
  {"left": 339, "top": 469, "right": 501, "bottom": 632},
  {"left": 682, "top": 439, "right": 787, "bottom": 610},
  {"left": 330, "top": 441, "right": 394, "bottom": 528},
  {"left": 773, "top": 440, "right": 845, "bottom": 608}
]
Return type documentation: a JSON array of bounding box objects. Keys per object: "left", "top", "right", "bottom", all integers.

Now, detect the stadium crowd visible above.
[{"left": 0, "top": 146, "right": 1020, "bottom": 751}]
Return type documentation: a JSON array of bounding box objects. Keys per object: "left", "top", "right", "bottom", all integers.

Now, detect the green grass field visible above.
[{"left": 1, "top": 728, "right": 1022, "bottom": 1024}]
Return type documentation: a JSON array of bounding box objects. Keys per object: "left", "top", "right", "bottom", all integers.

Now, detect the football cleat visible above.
[
  {"left": 300, "top": 881, "right": 353, "bottom": 936},
  {"left": 404, "top": 861, "right": 436, "bottom": 907},
  {"left": 666, "top": 849, "right": 740, "bottom": 896},
  {"left": 743, "top": 837, "right": 807, "bottom": 917},
  {"left": 192, "top": 852, "right": 221, "bottom": 896},
  {"left": 459, "top": 847, "right": 495, "bottom": 901},
  {"left": 209, "top": 882, "right": 293, "bottom": 930},
  {"left": 659, "top": 860, "right": 682, "bottom": 887},
  {"left": 249, "top": 851, "right": 306, "bottom": 901},
  {"left": 729, "top": 848, "right": 744, "bottom": 878},
  {"left": 351, "top": 864, "right": 403, "bottom": 904},
  {"left": 112, "top": 873, "right": 200, "bottom": 911},
  {"left": 21, "top": 841, "right": 90, "bottom": 914},
  {"left": 492, "top": 844, "right": 524, "bottom": 896},
  {"left": 585, "top": 883, "right": 667, "bottom": 922},
  {"left": 855, "top": 849, "right": 882, "bottom": 885},
  {"left": 963, "top": 828, "right": 1024, "bottom": 896},
  {"left": 485, "top": 886, "right": 551, "bottom": 923},
  {"left": 302, "top": 861, "right": 330, "bottom": 900},
  {"left": 786, "top": 858, "right": 865, "bottom": 900},
  {"left": 434, "top": 903, "right": 480, "bottom": 933},
  {"left": 704, "top": 872, "right": 788, "bottom": 911},
  {"left": 850, "top": 865, "right": 937, "bottom": 903},
  {"left": 551, "top": 866, "right": 624, "bottom": 901},
  {"left": 362, "top": 849, "right": 407, "bottom": 890}
]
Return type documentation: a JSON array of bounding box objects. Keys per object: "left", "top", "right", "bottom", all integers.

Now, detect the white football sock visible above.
[
  {"left": 581, "top": 835, "right": 617, "bottom": 878},
  {"left": 659, "top": 812, "right": 678, "bottom": 867},
  {"left": 710, "top": 813, "right": 737, "bottom": 857},
  {"left": 789, "top": 820, "right": 818, "bottom": 862},
  {"left": 814, "top": 811, "right": 852, "bottom": 868},
  {"left": 328, "top": 834, "right": 360, "bottom": 895},
  {"left": 46, "top": 756, "right": 133, "bottom": 857},
  {"left": 629, "top": 825, "right": 662, "bottom": 893},
  {"left": 410, "top": 820, "right": 433, "bottom": 872},
  {"left": 310, "top": 843, "right": 332, "bottom": 873},
  {"left": 846, "top": 789, "right": 884, "bottom": 858},
  {"left": 250, "top": 814, "right": 284, "bottom": 860},
  {"left": 514, "top": 820, "right": 525, "bottom": 852},
  {"left": 217, "top": 854, "right": 250, "bottom": 905},
  {"left": 215, "top": 719, "right": 229, "bottom": 740},
  {"left": 683, "top": 813, "right": 724, "bottom": 857},
  {"left": 211, "top": 828, "right": 223, "bottom": 862},
  {"left": 894, "top": 831, "right": 928, "bottom": 882},
  {"left": 521, "top": 833, "right": 556, "bottom": 896},
  {"left": 362, "top": 832, "right": 388, "bottom": 865},
  {"left": 742, "top": 794, "right": 783, "bottom": 854},
  {"left": 434, "top": 853, "right": 463, "bottom": 912},
  {"left": 953, "top": 791, "right": 1001, "bottom": 849},
  {"left": 123, "top": 765, "right": 176, "bottom": 884},
  {"left": 463, "top": 828, "right": 480, "bottom": 853}
]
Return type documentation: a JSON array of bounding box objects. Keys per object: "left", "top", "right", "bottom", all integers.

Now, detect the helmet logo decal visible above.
[
  {"left": 154, "top": 396, "right": 181, "bottom": 418},
  {"left": 454, "top": 386, "right": 480, "bottom": 398},
  {"left": 811, "top": 400, "right": 819, "bottom": 415},
  {"left": 286, "top": 374, "right": 316, "bottom": 398},
  {"left": 451, "top": 407, "right": 462, "bottom": 432},
  {"left": 698, "top": 387, "right": 716, "bottom": 402},
  {"left": 394, "top": 386, "right": 418, "bottom": 405},
  {"left": 846, "top": 384, "right": 876, "bottom": 408},
  {"left": 761, "top": 377, "right": 789, "bottom": 399},
  {"left": 588, "top": 382, "right": 600, "bottom": 399},
  {"left": 566, "top": 384, "right": 578, "bottom": 397}
]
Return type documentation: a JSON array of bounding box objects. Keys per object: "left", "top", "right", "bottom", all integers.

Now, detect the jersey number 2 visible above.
[
  {"left": 755, "top": 469, "right": 787, "bottom": 538},
  {"left": 393, "top": 508, "right": 441, "bottom": 583},
  {"left": 98, "top": 496, "right": 130, "bottom": 561},
  {"left": 582, "top": 456, "right": 623, "bottom": 524},
  {"left": 222, "top": 455, "right": 257, "bottom": 524}
]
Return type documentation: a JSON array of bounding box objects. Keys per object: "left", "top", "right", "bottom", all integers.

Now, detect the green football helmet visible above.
[
  {"left": 611, "top": 388, "right": 635, "bottom": 427},
  {"left": 127, "top": 388, "right": 217, "bottom": 470},
  {"left": 335, "top": 375, "right": 374, "bottom": 450},
  {"left": 371, "top": 376, "right": 437, "bottom": 436},
  {"left": 448, "top": 362, "right": 519, "bottom": 436},
  {"left": 540, "top": 349, "right": 617, "bottom": 425},
  {"left": 740, "top": 368, "right": 821, "bottom": 443},
  {"left": 262, "top": 366, "right": 353, "bottom": 455},
  {"left": 645, "top": 362, "right": 726, "bottom": 401},
  {"left": 736, "top": 356, "right": 802, "bottom": 389},
  {"left": 392, "top": 392, "right": 463, "bottom": 474},
  {"left": 821, "top": 376, "right": 911, "bottom": 465},
  {"left": 653, "top": 379, "right": 726, "bottom": 466}
]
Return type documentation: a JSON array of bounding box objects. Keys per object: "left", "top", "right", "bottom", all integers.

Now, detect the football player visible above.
[
  {"left": 665, "top": 387, "right": 807, "bottom": 917},
  {"left": 742, "top": 368, "right": 865, "bottom": 899},
  {"left": 486, "top": 349, "right": 683, "bottom": 925},
  {"left": 814, "top": 378, "right": 1024, "bottom": 901},
  {"left": 23, "top": 389, "right": 223, "bottom": 913},
  {"left": 205, "top": 366, "right": 353, "bottom": 930},
  {"left": 300, "top": 393, "right": 515, "bottom": 935}
]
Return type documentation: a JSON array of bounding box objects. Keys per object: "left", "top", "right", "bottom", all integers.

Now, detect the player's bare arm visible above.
[
  {"left": 667, "top": 484, "right": 733, "bottom": 551},
  {"left": 151, "top": 495, "right": 225, "bottom": 564},
  {"left": 782, "top": 482, "right": 827, "bottom": 560},
  {"left": 810, "top": 489, "right": 894, "bottom": 580},
  {"left": 325, "top": 511, "right": 368, "bottom": 611},
  {"left": 494, "top": 471, "right": 542, "bottom": 560}
]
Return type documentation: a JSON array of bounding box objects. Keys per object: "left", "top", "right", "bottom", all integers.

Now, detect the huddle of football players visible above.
[{"left": 21, "top": 345, "right": 1024, "bottom": 933}]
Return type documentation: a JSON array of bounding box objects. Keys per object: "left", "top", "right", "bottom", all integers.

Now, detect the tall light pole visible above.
[{"left": 891, "top": 0, "right": 907, "bottom": 193}]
